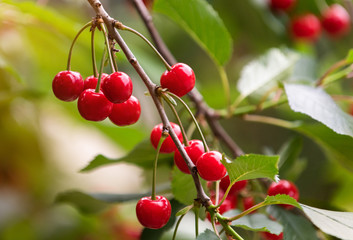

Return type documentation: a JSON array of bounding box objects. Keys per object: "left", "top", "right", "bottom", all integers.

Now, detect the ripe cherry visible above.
[
  {"left": 220, "top": 175, "right": 248, "bottom": 195},
  {"left": 269, "top": 0, "right": 296, "bottom": 12},
  {"left": 136, "top": 195, "right": 171, "bottom": 229},
  {"left": 268, "top": 180, "right": 299, "bottom": 209},
  {"left": 108, "top": 96, "right": 141, "bottom": 126},
  {"left": 174, "top": 139, "right": 204, "bottom": 174},
  {"left": 290, "top": 14, "right": 321, "bottom": 42},
  {"left": 322, "top": 4, "right": 350, "bottom": 37},
  {"left": 196, "top": 151, "right": 227, "bottom": 181},
  {"left": 261, "top": 232, "right": 283, "bottom": 240},
  {"left": 77, "top": 89, "right": 113, "bottom": 121},
  {"left": 52, "top": 70, "right": 84, "bottom": 101},
  {"left": 160, "top": 63, "right": 195, "bottom": 97},
  {"left": 83, "top": 73, "right": 109, "bottom": 90},
  {"left": 101, "top": 71, "right": 133, "bottom": 103},
  {"left": 150, "top": 122, "right": 183, "bottom": 153}
]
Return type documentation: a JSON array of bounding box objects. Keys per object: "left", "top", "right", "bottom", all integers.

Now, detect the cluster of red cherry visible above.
[
  {"left": 52, "top": 70, "right": 141, "bottom": 126},
  {"left": 270, "top": 0, "right": 351, "bottom": 42}
]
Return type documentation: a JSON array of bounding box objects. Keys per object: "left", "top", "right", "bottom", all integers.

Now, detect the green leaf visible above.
[
  {"left": 285, "top": 84, "right": 353, "bottom": 138},
  {"left": 196, "top": 229, "right": 220, "bottom": 240},
  {"left": 346, "top": 49, "right": 353, "bottom": 63},
  {"left": 80, "top": 139, "right": 173, "bottom": 172},
  {"left": 172, "top": 167, "right": 207, "bottom": 205},
  {"left": 225, "top": 210, "right": 283, "bottom": 234},
  {"left": 221, "top": 154, "right": 279, "bottom": 184},
  {"left": 301, "top": 204, "right": 353, "bottom": 240},
  {"left": 277, "top": 136, "right": 303, "bottom": 176},
  {"left": 264, "top": 195, "right": 302, "bottom": 209},
  {"left": 153, "top": 0, "right": 232, "bottom": 66},
  {"left": 295, "top": 122, "right": 353, "bottom": 172},
  {"left": 267, "top": 205, "right": 319, "bottom": 240},
  {"left": 237, "top": 48, "right": 299, "bottom": 99},
  {"left": 55, "top": 190, "right": 110, "bottom": 214}
]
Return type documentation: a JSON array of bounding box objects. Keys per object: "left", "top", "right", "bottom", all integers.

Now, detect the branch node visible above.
[{"left": 129, "top": 57, "right": 137, "bottom": 64}]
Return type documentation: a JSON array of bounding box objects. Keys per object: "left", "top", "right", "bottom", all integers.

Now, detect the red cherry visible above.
[
  {"left": 174, "top": 139, "right": 204, "bottom": 174},
  {"left": 269, "top": 0, "right": 296, "bottom": 11},
  {"left": 150, "top": 122, "right": 183, "bottom": 153},
  {"left": 136, "top": 195, "right": 171, "bottom": 229},
  {"left": 290, "top": 14, "right": 321, "bottom": 42},
  {"left": 220, "top": 175, "right": 248, "bottom": 195},
  {"left": 196, "top": 151, "right": 227, "bottom": 181},
  {"left": 243, "top": 196, "right": 256, "bottom": 212},
  {"left": 160, "top": 63, "right": 195, "bottom": 97},
  {"left": 77, "top": 89, "right": 113, "bottom": 121},
  {"left": 83, "top": 73, "right": 109, "bottom": 90},
  {"left": 322, "top": 4, "right": 350, "bottom": 37},
  {"left": 261, "top": 232, "right": 283, "bottom": 240},
  {"left": 52, "top": 70, "right": 84, "bottom": 101},
  {"left": 268, "top": 180, "right": 299, "bottom": 209},
  {"left": 101, "top": 71, "right": 133, "bottom": 103},
  {"left": 108, "top": 96, "right": 141, "bottom": 126}
]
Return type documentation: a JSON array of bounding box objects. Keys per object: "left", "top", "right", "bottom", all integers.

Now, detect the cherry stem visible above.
[
  {"left": 172, "top": 213, "right": 186, "bottom": 240},
  {"left": 316, "top": 59, "right": 348, "bottom": 86},
  {"left": 95, "top": 48, "right": 107, "bottom": 93},
  {"left": 90, "top": 26, "right": 98, "bottom": 78},
  {"left": 217, "top": 212, "right": 244, "bottom": 240},
  {"left": 109, "top": 39, "right": 119, "bottom": 72},
  {"left": 226, "top": 201, "right": 268, "bottom": 222},
  {"left": 162, "top": 93, "right": 189, "bottom": 146},
  {"left": 152, "top": 135, "right": 166, "bottom": 200},
  {"left": 67, "top": 21, "right": 92, "bottom": 71},
  {"left": 194, "top": 206, "right": 199, "bottom": 237},
  {"left": 116, "top": 23, "right": 172, "bottom": 71},
  {"left": 167, "top": 92, "right": 209, "bottom": 152},
  {"left": 100, "top": 22, "right": 117, "bottom": 72},
  {"left": 214, "top": 177, "right": 236, "bottom": 209}
]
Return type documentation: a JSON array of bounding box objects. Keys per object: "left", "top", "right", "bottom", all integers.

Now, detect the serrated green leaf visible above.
[
  {"left": 221, "top": 154, "right": 279, "bottom": 184},
  {"left": 80, "top": 139, "right": 173, "bottom": 172},
  {"left": 346, "top": 49, "right": 353, "bottom": 63},
  {"left": 264, "top": 195, "right": 301, "bottom": 209},
  {"left": 225, "top": 210, "right": 283, "bottom": 234},
  {"left": 55, "top": 190, "right": 110, "bottom": 214},
  {"left": 267, "top": 205, "right": 319, "bottom": 240},
  {"left": 237, "top": 48, "right": 299, "bottom": 99},
  {"left": 153, "top": 0, "right": 232, "bottom": 66},
  {"left": 285, "top": 84, "right": 353, "bottom": 138},
  {"left": 172, "top": 167, "right": 207, "bottom": 205},
  {"left": 301, "top": 204, "right": 353, "bottom": 240},
  {"left": 196, "top": 229, "right": 220, "bottom": 240}
]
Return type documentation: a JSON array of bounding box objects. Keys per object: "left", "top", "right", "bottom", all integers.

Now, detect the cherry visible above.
[
  {"left": 196, "top": 151, "right": 227, "bottom": 181},
  {"left": 261, "top": 232, "right": 283, "bottom": 240},
  {"left": 322, "top": 4, "right": 350, "bottom": 37},
  {"left": 268, "top": 180, "right": 299, "bottom": 209},
  {"left": 269, "top": 0, "right": 296, "bottom": 12},
  {"left": 101, "top": 71, "right": 133, "bottom": 103},
  {"left": 160, "top": 63, "right": 195, "bottom": 97},
  {"left": 290, "top": 14, "right": 321, "bottom": 42},
  {"left": 150, "top": 122, "right": 183, "bottom": 153},
  {"left": 109, "top": 96, "right": 141, "bottom": 126},
  {"left": 174, "top": 139, "right": 204, "bottom": 174},
  {"left": 220, "top": 175, "right": 248, "bottom": 195},
  {"left": 52, "top": 70, "right": 84, "bottom": 102},
  {"left": 136, "top": 195, "right": 171, "bottom": 229},
  {"left": 77, "top": 89, "right": 113, "bottom": 121},
  {"left": 83, "top": 73, "right": 109, "bottom": 90}
]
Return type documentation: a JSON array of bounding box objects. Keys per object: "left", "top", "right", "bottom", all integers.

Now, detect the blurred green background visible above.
[{"left": 1, "top": 0, "right": 353, "bottom": 239}]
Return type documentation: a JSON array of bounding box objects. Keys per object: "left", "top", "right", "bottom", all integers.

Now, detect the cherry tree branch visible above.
[
  {"left": 86, "top": 0, "right": 210, "bottom": 206},
  {"left": 131, "top": 0, "right": 244, "bottom": 157}
]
